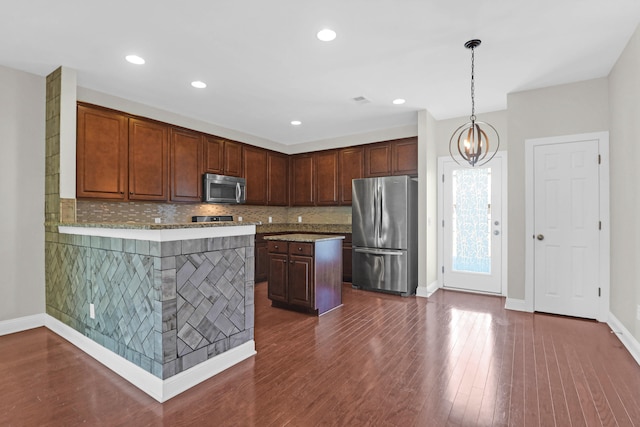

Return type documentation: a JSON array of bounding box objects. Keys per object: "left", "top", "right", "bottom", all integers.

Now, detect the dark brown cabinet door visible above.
[
  {"left": 128, "top": 118, "right": 168, "bottom": 201},
  {"left": 392, "top": 138, "right": 418, "bottom": 176},
  {"left": 288, "top": 255, "right": 313, "bottom": 308},
  {"left": 76, "top": 105, "right": 128, "bottom": 199},
  {"left": 365, "top": 142, "right": 392, "bottom": 177},
  {"left": 291, "top": 154, "right": 315, "bottom": 206},
  {"left": 170, "top": 128, "right": 203, "bottom": 202},
  {"left": 338, "top": 147, "right": 364, "bottom": 205},
  {"left": 204, "top": 137, "right": 243, "bottom": 177},
  {"left": 224, "top": 140, "right": 243, "bottom": 177},
  {"left": 315, "top": 150, "right": 340, "bottom": 206},
  {"left": 243, "top": 146, "right": 267, "bottom": 205},
  {"left": 267, "top": 152, "right": 289, "bottom": 206},
  {"left": 204, "top": 136, "right": 224, "bottom": 174},
  {"left": 268, "top": 253, "right": 288, "bottom": 302}
]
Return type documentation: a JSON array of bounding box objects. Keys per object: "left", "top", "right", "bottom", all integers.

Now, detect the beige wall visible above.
[
  {"left": 609, "top": 23, "right": 640, "bottom": 340},
  {"left": 506, "top": 78, "right": 609, "bottom": 301},
  {"left": 0, "top": 65, "right": 46, "bottom": 321}
]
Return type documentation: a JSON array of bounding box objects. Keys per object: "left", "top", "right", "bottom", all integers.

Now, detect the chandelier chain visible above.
[{"left": 470, "top": 46, "right": 475, "bottom": 121}]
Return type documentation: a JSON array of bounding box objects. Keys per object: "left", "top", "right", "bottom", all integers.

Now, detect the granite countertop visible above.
[
  {"left": 49, "top": 221, "right": 259, "bottom": 230},
  {"left": 264, "top": 233, "right": 345, "bottom": 243},
  {"left": 256, "top": 223, "right": 351, "bottom": 234}
]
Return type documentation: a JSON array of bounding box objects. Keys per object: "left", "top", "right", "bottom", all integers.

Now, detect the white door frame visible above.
[
  {"left": 524, "top": 132, "right": 610, "bottom": 321},
  {"left": 437, "top": 152, "right": 508, "bottom": 295}
]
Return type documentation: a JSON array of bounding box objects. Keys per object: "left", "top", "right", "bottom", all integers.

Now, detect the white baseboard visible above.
[
  {"left": 0, "top": 314, "right": 45, "bottom": 336},
  {"left": 505, "top": 298, "right": 529, "bottom": 312},
  {"left": 416, "top": 281, "right": 439, "bottom": 298},
  {"left": 44, "top": 315, "right": 256, "bottom": 402},
  {"left": 607, "top": 312, "right": 640, "bottom": 367}
]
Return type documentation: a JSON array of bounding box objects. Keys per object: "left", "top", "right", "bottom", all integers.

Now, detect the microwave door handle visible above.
[{"left": 235, "top": 182, "right": 241, "bottom": 203}]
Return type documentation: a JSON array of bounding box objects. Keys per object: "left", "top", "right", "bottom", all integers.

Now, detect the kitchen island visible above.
[
  {"left": 265, "top": 233, "right": 344, "bottom": 315},
  {"left": 46, "top": 221, "right": 257, "bottom": 402}
]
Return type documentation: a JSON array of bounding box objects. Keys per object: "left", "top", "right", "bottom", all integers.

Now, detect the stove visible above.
[{"left": 191, "top": 215, "right": 234, "bottom": 222}]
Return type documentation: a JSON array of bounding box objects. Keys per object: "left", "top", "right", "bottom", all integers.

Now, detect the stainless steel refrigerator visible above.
[{"left": 352, "top": 175, "right": 418, "bottom": 296}]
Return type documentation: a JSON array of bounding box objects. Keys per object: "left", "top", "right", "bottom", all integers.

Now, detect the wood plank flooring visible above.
[{"left": 2, "top": 284, "right": 640, "bottom": 426}]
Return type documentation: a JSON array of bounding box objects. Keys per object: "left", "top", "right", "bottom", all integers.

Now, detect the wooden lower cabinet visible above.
[{"left": 266, "top": 237, "right": 342, "bottom": 315}]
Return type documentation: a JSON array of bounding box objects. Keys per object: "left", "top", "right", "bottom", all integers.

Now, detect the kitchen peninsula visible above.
[
  {"left": 265, "top": 233, "right": 344, "bottom": 315},
  {"left": 47, "top": 220, "right": 257, "bottom": 401}
]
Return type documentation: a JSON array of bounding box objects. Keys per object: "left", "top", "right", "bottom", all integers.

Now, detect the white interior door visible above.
[
  {"left": 533, "top": 140, "right": 600, "bottom": 318},
  {"left": 442, "top": 157, "right": 503, "bottom": 294}
]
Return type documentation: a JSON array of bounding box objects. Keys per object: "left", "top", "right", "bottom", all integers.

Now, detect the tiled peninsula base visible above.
[{"left": 45, "top": 223, "right": 257, "bottom": 402}]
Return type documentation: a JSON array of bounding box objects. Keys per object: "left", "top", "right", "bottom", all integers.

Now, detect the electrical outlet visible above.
[
  {"left": 154, "top": 217, "right": 161, "bottom": 224},
  {"left": 298, "top": 216, "right": 302, "bottom": 223},
  {"left": 238, "top": 216, "right": 243, "bottom": 222},
  {"left": 268, "top": 216, "right": 273, "bottom": 223},
  {"left": 89, "top": 303, "right": 95, "bottom": 319}
]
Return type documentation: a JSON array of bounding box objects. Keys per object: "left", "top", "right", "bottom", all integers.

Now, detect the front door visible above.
[
  {"left": 533, "top": 140, "right": 600, "bottom": 318},
  {"left": 441, "top": 155, "right": 504, "bottom": 294}
]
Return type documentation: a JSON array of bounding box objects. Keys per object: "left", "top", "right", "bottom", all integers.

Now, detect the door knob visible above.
[{"left": 536, "top": 234, "right": 544, "bottom": 241}]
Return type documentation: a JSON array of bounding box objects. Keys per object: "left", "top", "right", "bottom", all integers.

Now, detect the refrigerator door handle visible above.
[
  {"left": 354, "top": 248, "right": 404, "bottom": 256},
  {"left": 379, "top": 185, "right": 383, "bottom": 239}
]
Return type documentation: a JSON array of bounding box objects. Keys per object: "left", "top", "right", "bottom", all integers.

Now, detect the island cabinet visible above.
[{"left": 266, "top": 234, "right": 344, "bottom": 315}]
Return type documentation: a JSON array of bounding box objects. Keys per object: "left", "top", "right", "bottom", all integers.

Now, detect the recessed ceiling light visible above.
[
  {"left": 291, "top": 120, "right": 302, "bottom": 126},
  {"left": 191, "top": 81, "right": 207, "bottom": 89},
  {"left": 317, "top": 29, "right": 337, "bottom": 42},
  {"left": 125, "top": 55, "right": 145, "bottom": 65},
  {"left": 393, "top": 98, "right": 406, "bottom": 105}
]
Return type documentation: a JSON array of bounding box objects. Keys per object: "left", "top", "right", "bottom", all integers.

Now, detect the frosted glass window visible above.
[{"left": 451, "top": 168, "right": 491, "bottom": 273}]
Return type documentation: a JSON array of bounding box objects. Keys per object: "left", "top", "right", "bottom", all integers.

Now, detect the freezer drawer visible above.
[{"left": 352, "top": 247, "right": 409, "bottom": 295}]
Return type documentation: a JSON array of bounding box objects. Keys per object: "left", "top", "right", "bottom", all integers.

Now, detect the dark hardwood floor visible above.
[{"left": 2, "top": 283, "right": 640, "bottom": 426}]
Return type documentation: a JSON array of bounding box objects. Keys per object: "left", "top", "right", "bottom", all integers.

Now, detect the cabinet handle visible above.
[
  {"left": 129, "top": 192, "right": 133, "bottom": 195},
  {"left": 290, "top": 260, "right": 294, "bottom": 264}
]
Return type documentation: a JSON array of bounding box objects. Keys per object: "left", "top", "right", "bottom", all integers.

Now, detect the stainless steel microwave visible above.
[{"left": 203, "top": 173, "right": 246, "bottom": 204}]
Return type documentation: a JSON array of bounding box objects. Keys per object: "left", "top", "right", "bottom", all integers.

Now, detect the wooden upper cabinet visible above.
[
  {"left": 365, "top": 142, "right": 392, "bottom": 177},
  {"left": 224, "top": 140, "right": 243, "bottom": 177},
  {"left": 392, "top": 137, "right": 418, "bottom": 176},
  {"left": 338, "top": 147, "right": 364, "bottom": 205},
  {"left": 315, "top": 150, "right": 340, "bottom": 206},
  {"left": 243, "top": 145, "right": 268, "bottom": 205},
  {"left": 204, "top": 137, "right": 243, "bottom": 177},
  {"left": 267, "top": 151, "right": 289, "bottom": 206},
  {"left": 170, "top": 128, "right": 203, "bottom": 202},
  {"left": 204, "top": 136, "right": 224, "bottom": 174},
  {"left": 291, "top": 154, "right": 315, "bottom": 206},
  {"left": 76, "top": 104, "right": 128, "bottom": 200},
  {"left": 128, "top": 118, "right": 169, "bottom": 201}
]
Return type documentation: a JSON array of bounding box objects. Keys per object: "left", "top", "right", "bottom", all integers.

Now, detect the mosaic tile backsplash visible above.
[{"left": 76, "top": 200, "right": 352, "bottom": 225}]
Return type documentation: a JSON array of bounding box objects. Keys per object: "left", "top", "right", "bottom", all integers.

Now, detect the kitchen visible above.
[{"left": 4, "top": 1, "right": 640, "bottom": 423}]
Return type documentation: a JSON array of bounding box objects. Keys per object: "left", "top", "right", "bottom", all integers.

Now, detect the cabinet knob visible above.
[
  {"left": 290, "top": 260, "right": 294, "bottom": 264},
  {"left": 298, "top": 247, "right": 302, "bottom": 251},
  {"left": 274, "top": 245, "right": 279, "bottom": 249}
]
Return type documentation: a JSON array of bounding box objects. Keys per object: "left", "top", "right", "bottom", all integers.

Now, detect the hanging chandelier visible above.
[{"left": 449, "top": 39, "right": 499, "bottom": 167}]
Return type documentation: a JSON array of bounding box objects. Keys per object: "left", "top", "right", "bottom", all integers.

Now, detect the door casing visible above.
[{"left": 524, "top": 132, "right": 610, "bottom": 321}]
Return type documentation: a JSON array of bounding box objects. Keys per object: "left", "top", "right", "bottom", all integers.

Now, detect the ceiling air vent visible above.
[{"left": 352, "top": 96, "right": 371, "bottom": 104}]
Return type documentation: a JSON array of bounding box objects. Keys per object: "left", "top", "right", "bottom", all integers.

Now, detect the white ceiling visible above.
[{"left": 1, "top": 0, "right": 639, "bottom": 145}]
